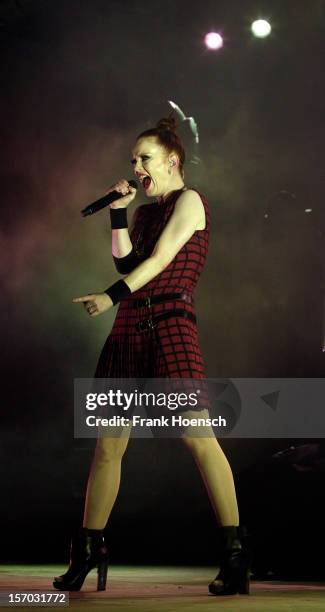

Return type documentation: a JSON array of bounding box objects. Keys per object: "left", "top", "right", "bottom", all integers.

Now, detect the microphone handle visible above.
[{"left": 81, "top": 179, "right": 137, "bottom": 217}]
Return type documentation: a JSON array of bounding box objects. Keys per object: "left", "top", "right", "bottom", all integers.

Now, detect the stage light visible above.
[
  {"left": 251, "top": 19, "right": 271, "bottom": 38},
  {"left": 204, "top": 32, "right": 223, "bottom": 50}
]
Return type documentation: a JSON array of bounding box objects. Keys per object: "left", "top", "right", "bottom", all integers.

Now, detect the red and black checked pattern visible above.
[
  {"left": 95, "top": 313, "right": 205, "bottom": 378},
  {"left": 95, "top": 188, "right": 211, "bottom": 398}
]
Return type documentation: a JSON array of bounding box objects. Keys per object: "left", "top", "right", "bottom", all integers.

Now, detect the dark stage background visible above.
[{"left": 1, "top": 0, "right": 325, "bottom": 580}]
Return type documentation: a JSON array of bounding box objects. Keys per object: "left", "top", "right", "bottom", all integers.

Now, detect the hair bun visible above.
[{"left": 156, "top": 113, "right": 178, "bottom": 134}]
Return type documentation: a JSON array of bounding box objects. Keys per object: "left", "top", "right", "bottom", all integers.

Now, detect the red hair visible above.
[{"left": 136, "top": 112, "right": 186, "bottom": 178}]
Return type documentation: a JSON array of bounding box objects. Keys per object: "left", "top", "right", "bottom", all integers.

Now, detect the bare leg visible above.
[
  {"left": 53, "top": 426, "right": 131, "bottom": 591},
  {"left": 181, "top": 412, "right": 239, "bottom": 526},
  {"left": 83, "top": 425, "right": 132, "bottom": 530}
]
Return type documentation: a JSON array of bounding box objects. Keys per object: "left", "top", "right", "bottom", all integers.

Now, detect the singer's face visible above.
[{"left": 131, "top": 136, "right": 175, "bottom": 198}]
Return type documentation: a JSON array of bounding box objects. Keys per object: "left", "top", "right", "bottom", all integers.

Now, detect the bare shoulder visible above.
[{"left": 175, "top": 189, "right": 206, "bottom": 230}]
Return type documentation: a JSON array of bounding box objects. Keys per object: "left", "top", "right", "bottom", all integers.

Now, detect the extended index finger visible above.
[{"left": 72, "top": 295, "right": 94, "bottom": 303}]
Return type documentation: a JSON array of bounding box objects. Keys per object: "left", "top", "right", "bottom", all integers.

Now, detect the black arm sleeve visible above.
[{"left": 113, "top": 247, "right": 141, "bottom": 274}]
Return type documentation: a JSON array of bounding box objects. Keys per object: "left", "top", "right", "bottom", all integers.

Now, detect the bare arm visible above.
[
  {"left": 111, "top": 207, "right": 143, "bottom": 274},
  {"left": 112, "top": 227, "right": 133, "bottom": 258},
  {"left": 108, "top": 179, "right": 138, "bottom": 258},
  {"left": 107, "top": 179, "right": 141, "bottom": 273},
  {"left": 73, "top": 190, "right": 205, "bottom": 316},
  {"left": 123, "top": 189, "right": 205, "bottom": 292},
  {"left": 111, "top": 206, "right": 139, "bottom": 255}
]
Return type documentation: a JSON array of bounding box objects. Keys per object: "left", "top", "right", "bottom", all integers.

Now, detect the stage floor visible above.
[{"left": 1, "top": 565, "right": 325, "bottom": 611}]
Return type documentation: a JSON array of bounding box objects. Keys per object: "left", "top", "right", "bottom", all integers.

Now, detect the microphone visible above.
[{"left": 81, "top": 180, "right": 138, "bottom": 217}]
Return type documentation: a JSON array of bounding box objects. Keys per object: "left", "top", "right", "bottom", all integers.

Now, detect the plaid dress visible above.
[{"left": 95, "top": 187, "right": 210, "bottom": 384}]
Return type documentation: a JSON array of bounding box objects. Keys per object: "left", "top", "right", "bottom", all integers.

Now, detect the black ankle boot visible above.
[
  {"left": 208, "top": 526, "right": 251, "bottom": 596},
  {"left": 53, "top": 528, "right": 109, "bottom": 592}
]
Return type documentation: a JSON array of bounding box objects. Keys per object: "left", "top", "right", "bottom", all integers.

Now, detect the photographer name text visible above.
[{"left": 85, "top": 415, "right": 227, "bottom": 428}]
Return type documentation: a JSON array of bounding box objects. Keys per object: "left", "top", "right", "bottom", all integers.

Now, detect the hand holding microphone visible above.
[
  {"left": 108, "top": 179, "right": 137, "bottom": 209},
  {"left": 81, "top": 179, "right": 137, "bottom": 217}
]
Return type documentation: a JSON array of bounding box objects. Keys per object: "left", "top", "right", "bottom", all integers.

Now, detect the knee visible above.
[
  {"left": 94, "top": 436, "right": 128, "bottom": 462},
  {"left": 182, "top": 435, "right": 217, "bottom": 457}
]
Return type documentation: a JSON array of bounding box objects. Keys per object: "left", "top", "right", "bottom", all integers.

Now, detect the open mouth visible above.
[{"left": 143, "top": 176, "right": 151, "bottom": 190}]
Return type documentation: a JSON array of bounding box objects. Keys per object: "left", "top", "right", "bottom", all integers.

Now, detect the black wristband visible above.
[
  {"left": 110, "top": 207, "right": 128, "bottom": 229},
  {"left": 104, "top": 279, "right": 131, "bottom": 305}
]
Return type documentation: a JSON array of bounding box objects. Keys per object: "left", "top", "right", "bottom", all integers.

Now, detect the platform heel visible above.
[
  {"left": 97, "top": 559, "right": 109, "bottom": 591},
  {"left": 53, "top": 527, "right": 109, "bottom": 592},
  {"left": 208, "top": 526, "right": 251, "bottom": 596}
]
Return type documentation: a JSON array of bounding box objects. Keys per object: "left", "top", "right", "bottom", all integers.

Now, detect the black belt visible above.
[
  {"left": 133, "top": 292, "right": 193, "bottom": 309},
  {"left": 136, "top": 309, "right": 196, "bottom": 333}
]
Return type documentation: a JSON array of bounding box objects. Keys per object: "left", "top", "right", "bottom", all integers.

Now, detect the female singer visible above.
[{"left": 53, "top": 114, "right": 250, "bottom": 596}]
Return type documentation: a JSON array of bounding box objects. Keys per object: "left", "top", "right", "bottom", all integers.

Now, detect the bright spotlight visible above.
[
  {"left": 251, "top": 19, "right": 271, "bottom": 38},
  {"left": 204, "top": 32, "right": 223, "bottom": 50}
]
